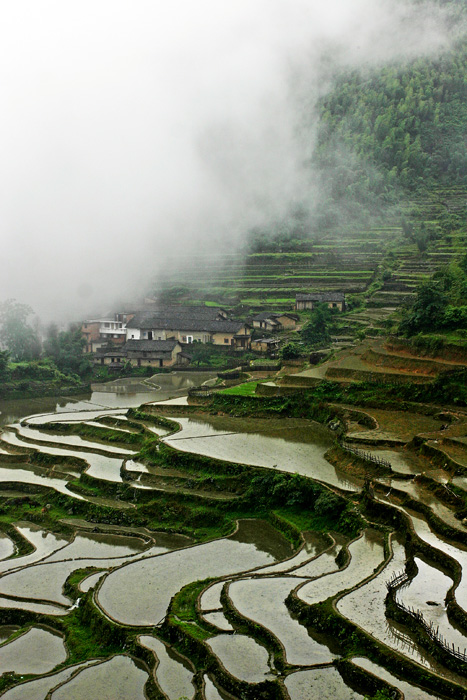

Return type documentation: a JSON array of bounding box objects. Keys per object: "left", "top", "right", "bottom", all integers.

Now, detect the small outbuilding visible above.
[
  {"left": 251, "top": 338, "right": 280, "bottom": 355},
  {"left": 295, "top": 293, "right": 345, "bottom": 312}
]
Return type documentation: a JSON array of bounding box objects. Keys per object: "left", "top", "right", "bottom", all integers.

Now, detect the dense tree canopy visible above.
[
  {"left": 0, "top": 299, "right": 41, "bottom": 362},
  {"left": 315, "top": 39, "right": 467, "bottom": 195},
  {"left": 399, "top": 255, "right": 467, "bottom": 336},
  {"left": 301, "top": 303, "right": 334, "bottom": 346},
  {"left": 43, "top": 324, "right": 91, "bottom": 377}
]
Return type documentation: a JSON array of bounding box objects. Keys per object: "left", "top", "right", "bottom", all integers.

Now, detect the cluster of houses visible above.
[{"left": 81, "top": 292, "right": 345, "bottom": 369}]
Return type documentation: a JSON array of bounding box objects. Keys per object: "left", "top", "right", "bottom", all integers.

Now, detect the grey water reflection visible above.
[{"left": 164, "top": 415, "right": 360, "bottom": 491}]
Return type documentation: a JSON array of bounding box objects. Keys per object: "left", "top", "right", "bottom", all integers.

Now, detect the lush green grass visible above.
[
  {"left": 168, "top": 578, "right": 215, "bottom": 640},
  {"left": 274, "top": 506, "right": 358, "bottom": 536},
  {"left": 218, "top": 381, "right": 260, "bottom": 396}
]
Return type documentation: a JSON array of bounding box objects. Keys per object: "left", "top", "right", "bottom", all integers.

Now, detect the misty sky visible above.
[{"left": 0, "top": 0, "right": 456, "bottom": 322}]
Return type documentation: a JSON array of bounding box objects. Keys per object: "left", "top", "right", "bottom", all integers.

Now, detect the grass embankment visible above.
[
  {"left": 211, "top": 370, "right": 467, "bottom": 414},
  {"left": 34, "top": 422, "right": 144, "bottom": 448},
  {"left": 218, "top": 382, "right": 261, "bottom": 396},
  {"left": 168, "top": 577, "right": 216, "bottom": 641}
]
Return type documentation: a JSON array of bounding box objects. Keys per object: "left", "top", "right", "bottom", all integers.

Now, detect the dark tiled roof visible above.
[
  {"left": 128, "top": 316, "right": 248, "bottom": 334},
  {"left": 128, "top": 306, "right": 227, "bottom": 329},
  {"left": 252, "top": 312, "right": 281, "bottom": 323},
  {"left": 296, "top": 293, "right": 345, "bottom": 302},
  {"left": 124, "top": 340, "right": 179, "bottom": 352},
  {"left": 252, "top": 312, "right": 298, "bottom": 322}
]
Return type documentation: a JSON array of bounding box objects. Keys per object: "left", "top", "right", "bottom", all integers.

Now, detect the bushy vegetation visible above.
[
  {"left": 43, "top": 324, "right": 92, "bottom": 377},
  {"left": 0, "top": 299, "right": 41, "bottom": 362},
  {"left": 301, "top": 303, "right": 338, "bottom": 347},
  {"left": 399, "top": 255, "right": 467, "bottom": 336}
]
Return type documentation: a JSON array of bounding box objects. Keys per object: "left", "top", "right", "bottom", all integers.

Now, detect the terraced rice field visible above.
[
  {"left": 153, "top": 190, "right": 465, "bottom": 313},
  {"left": 0, "top": 375, "right": 467, "bottom": 698}
]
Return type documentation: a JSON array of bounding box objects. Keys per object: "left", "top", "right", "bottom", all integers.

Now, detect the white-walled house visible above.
[{"left": 126, "top": 310, "right": 251, "bottom": 350}]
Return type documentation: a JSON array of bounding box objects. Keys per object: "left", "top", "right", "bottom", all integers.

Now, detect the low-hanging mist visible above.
[{"left": 0, "top": 0, "right": 460, "bottom": 322}]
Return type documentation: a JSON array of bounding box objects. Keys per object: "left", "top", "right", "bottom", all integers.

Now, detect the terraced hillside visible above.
[
  {"left": 155, "top": 188, "right": 466, "bottom": 313},
  {"left": 0, "top": 363, "right": 467, "bottom": 698}
]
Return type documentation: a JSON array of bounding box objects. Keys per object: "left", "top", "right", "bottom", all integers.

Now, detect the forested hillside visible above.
[
  {"left": 316, "top": 41, "right": 467, "bottom": 192},
  {"left": 155, "top": 3, "right": 467, "bottom": 305}
]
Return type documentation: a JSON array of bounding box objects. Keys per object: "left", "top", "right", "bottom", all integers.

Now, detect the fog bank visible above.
[{"left": 0, "top": 0, "right": 458, "bottom": 321}]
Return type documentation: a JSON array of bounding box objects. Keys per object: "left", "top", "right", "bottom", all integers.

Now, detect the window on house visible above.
[
  {"left": 224, "top": 338, "right": 229, "bottom": 343},
  {"left": 182, "top": 336, "right": 186, "bottom": 342},
  {"left": 187, "top": 336, "right": 193, "bottom": 343}
]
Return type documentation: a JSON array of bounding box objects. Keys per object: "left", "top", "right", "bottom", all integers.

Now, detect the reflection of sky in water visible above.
[
  {"left": 352, "top": 657, "right": 442, "bottom": 700},
  {"left": 337, "top": 535, "right": 467, "bottom": 689},
  {"left": 0, "top": 372, "right": 215, "bottom": 424},
  {"left": 229, "top": 575, "right": 335, "bottom": 665},
  {"left": 51, "top": 655, "right": 148, "bottom": 700},
  {"left": 165, "top": 417, "right": 360, "bottom": 491},
  {"left": 396, "top": 558, "right": 467, "bottom": 652},
  {"left": 298, "top": 530, "right": 384, "bottom": 602},
  {"left": 0, "top": 627, "right": 67, "bottom": 676},
  {"left": 140, "top": 635, "right": 195, "bottom": 700},
  {"left": 98, "top": 537, "right": 284, "bottom": 626},
  {"left": 286, "top": 667, "right": 365, "bottom": 700},
  {"left": 206, "top": 634, "right": 273, "bottom": 684}
]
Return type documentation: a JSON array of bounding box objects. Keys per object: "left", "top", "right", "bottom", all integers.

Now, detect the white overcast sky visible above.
[{"left": 0, "top": 0, "right": 456, "bottom": 321}]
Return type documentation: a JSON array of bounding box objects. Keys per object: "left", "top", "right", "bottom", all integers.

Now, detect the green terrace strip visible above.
[
  {"left": 29, "top": 422, "right": 145, "bottom": 448},
  {"left": 209, "top": 371, "right": 467, "bottom": 413},
  {"left": 126, "top": 408, "right": 180, "bottom": 433},
  {"left": 218, "top": 382, "right": 262, "bottom": 396},
  {"left": 167, "top": 577, "right": 217, "bottom": 640}
]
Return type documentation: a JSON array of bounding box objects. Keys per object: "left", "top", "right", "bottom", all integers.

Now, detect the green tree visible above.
[
  {"left": 301, "top": 303, "right": 333, "bottom": 346},
  {"left": 280, "top": 342, "right": 302, "bottom": 360},
  {"left": 0, "top": 299, "right": 41, "bottom": 361},
  {"left": 399, "top": 281, "right": 448, "bottom": 335},
  {"left": 0, "top": 350, "right": 10, "bottom": 380},
  {"left": 43, "top": 325, "right": 91, "bottom": 377}
]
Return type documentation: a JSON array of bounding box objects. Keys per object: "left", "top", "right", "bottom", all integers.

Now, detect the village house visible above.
[
  {"left": 251, "top": 338, "right": 280, "bottom": 355},
  {"left": 295, "top": 293, "right": 346, "bottom": 312},
  {"left": 95, "top": 339, "right": 187, "bottom": 368},
  {"left": 126, "top": 309, "right": 251, "bottom": 350},
  {"left": 81, "top": 313, "right": 134, "bottom": 353},
  {"left": 251, "top": 312, "right": 298, "bottom": 332}
]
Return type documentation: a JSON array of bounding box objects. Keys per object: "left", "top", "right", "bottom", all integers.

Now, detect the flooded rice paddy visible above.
[
  {"left": 285, "top": 667, "right": 365, "bottom": 700},
  {"left": 298, "top": 529, "right": 385, "bottom": 605},
  {"left": 164, "top": 415, "right": 360, "bottom": 491},
  {"left": 0, "top": 377, "right": 467, "bottom": 697},
  {"left": 49, "top": 654, "right": 148, "bottom": 700},
  {"left": 228, "top": 575, "right": 336, "bottom": 665},
  {"left": 140, "top": 635, "right": 195, "bottom": 700},
  {"left": 352, "top": 656, "right": 444, "bottom": 699},
  {"left": 206, "top": 634, "right": 273, "bottom": 684},
  {"left": 97, "top": 531, "right": 287, "bottom": 626},
  {"left": 0, "top": 662, "right": 100, "bottom": 700},
  {"left": 0, "top": 627, "right": 67, "bottom": 676}
]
